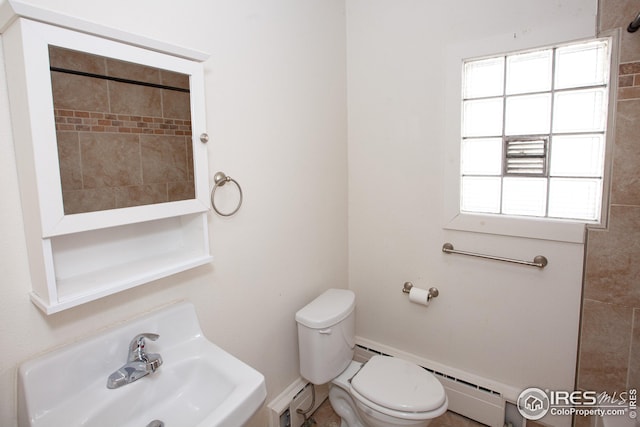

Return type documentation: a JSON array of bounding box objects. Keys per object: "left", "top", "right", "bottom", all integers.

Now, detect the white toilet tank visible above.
[{"left": 296, "top": 288, "right": 356, "bottom": 384}]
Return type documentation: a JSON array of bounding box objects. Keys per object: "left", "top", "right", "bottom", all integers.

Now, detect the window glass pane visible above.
[
  {"left": 505, "top": 93, "right": 551, "bottom": 135},
  {"left": 464, "top": 57, "right": 505, "bottom": 99},
  {"left": 462, "top": 98, "right": 503, "bottom": 137},
  {"left": 555, "top": 40, "right": 609, "bottom": 89},
  {"left": 553, "top": 88, "right": 607, "bottom": 133},
  {"left": 458, "top": 37, "right": 610, "bottom": 224},
  {"left": 461, "top": 176, "right": 501, "bottom": 213},
  {"left": 550, "top": 135, "right": 604, "bottom": 177},
  {"left": 548, "top": 178, "right": 601, "bottom": 220},
  {"left": 461, "top": 138, "right": 502, "bottom": 175},
  {"left": 506, "top": 49, "right": 552, "bottom": 95},
  {"left": 502, "top": 177, "right": 547, "bottom": 216}
]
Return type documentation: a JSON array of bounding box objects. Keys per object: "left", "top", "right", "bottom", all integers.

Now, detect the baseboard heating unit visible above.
[{"left": 355, "top": 337, "right": 523, "bottom": 427}]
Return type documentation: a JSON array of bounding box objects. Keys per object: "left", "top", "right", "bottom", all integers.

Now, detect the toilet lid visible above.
[{"left": 350, "top": 355, "right": 446, "bottom": 413}]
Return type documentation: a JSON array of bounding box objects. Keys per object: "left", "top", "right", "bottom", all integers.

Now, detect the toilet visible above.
[{"left": 295, "top": 288, "right": 448, "bottom": 427}]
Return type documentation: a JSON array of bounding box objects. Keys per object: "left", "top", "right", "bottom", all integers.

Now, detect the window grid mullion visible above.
[
  {"left": 499, "top": 55, "right": 508, "bottom": 215},
  {"left": 465, "top": 83, "right": 607, "bottom": 102},
  {"left": 545, "top": 47, "right": 558, "bottom": 218}
]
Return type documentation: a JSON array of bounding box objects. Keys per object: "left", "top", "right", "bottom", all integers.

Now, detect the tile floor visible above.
[{"left": 309, "top": 397, "right": 488, "bottom": 427}]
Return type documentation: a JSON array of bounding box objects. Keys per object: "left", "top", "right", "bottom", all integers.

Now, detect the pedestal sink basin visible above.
[{"left": 17, "top": 302, "right": 266, "bottom": 427}]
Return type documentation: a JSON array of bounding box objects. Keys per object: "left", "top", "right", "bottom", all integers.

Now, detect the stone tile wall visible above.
[
  {"left": 49, "top": 46, "right": 194, "bottom": 214},
  {"left": 575, "top": 0, "right": 640, "bottom": 425}
]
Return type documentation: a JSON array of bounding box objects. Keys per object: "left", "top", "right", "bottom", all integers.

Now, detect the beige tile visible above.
[
  {"left": 105, "top": 58, "right": 162, "bottom": 85},
  {"left": 580, "top": 0, "right": 640, "bottom": 415},
  {"left": 108, "top": 81, "right": 162, "bottom": 117},
  {"left": 140, "top": 135, "right": 190, "bottom": 184},
  {"left": 62, "top": 188, "right": 116, "bottom": 214},
  {"left": 162, "top": 89, "right": 191, "bottom": 120},
  {"left": 56, "top": 131, "right": 82, "bottom": 192},
  {"left": 599, "top": 0, "right": 633, "bottom": 32},
  {"left": 598, "top": 0, "right": 640, "bottom": 62},
  {"left": 628, "top": 308, "right": 640, "bottom": 391},
  {"left": 620, "top": 32, "right": 640, "bottom": 65},
  {"left": 48, "top": 46, "right": 106, "bottom": 75},
  {"left": 51, "top": 71, "right": 109, "bottom": 112},
  {"left": 160, "top": 70, "right": 190, "bottom": 90},
  {"left": 584, "top": 205, "right": 640, "bottom": 306},
  {"left": 611, "top": 100, "right": 640, "bottom": 205},
  {"left": 578, "top": 299, "right": 632, "bottom": 393},
  {"left": 573, "top": 414, "right": 592, "bottom": 427},
  {"left": 79, "top": 132, "right": 142, "bottom": 189},
  {"left": 186, "top": 141, "right": 194, "bottom": 180},
  {"left": 311, "top": 398, "right": 341, "bottom": 427},
  {"left": 115, "top": 184, "right": 168, "bottom": 208},
  {"left": 168, "top": 181, "right": 195, "bottom": 202},
  {"left": 429, "top": 411, "right": 486, "bottom": 427},
  {"left": 527, "top": 419, "right": 556, "bottom": 427}
]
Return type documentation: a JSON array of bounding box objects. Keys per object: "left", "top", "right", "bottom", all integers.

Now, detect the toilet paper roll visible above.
[{"left": 409, "top": 287, "right": 430, "bottom": 306}]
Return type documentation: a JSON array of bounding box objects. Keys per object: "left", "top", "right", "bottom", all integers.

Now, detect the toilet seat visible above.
[{"left": 349, "top": 356, "right": 446, "bottom": 415}]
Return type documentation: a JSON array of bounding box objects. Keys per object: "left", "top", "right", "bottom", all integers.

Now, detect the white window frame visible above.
[{"left": 443, "top": 29, "right": 619, "bottom": 244}]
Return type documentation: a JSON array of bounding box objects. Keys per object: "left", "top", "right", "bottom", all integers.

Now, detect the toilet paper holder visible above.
[{"left": 402, "top": 282, "right": 439, "bottom": 301}]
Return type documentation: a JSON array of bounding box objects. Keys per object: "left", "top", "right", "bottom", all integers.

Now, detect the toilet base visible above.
[
  {"left": 329, "top": 384, "right": 365, "bottom": 427},
  {"left": 329, "top": 381, "right": 436, "bottom": 427}
]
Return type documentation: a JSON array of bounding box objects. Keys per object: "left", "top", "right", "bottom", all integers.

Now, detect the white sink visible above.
[{"left": 17, "top": 302, "right": 266, "bottom": 427}]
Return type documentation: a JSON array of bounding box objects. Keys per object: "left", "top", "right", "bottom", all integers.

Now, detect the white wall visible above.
[
  {"left": 347, "top": 1, "right": 596, "bottom": 426},
  {"left": 0, "top": 1, "right": 606, "bottom": 426},
  {"left": 0, "top": 1, "right": 347, "bottom": 426}
]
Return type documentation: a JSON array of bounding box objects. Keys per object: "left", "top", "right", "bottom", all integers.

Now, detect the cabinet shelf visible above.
[{"left": 31, "top": 214, "right": 212, "bottom": 314}]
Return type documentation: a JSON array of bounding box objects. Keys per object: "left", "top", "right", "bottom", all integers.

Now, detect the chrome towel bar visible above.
[{"left": 442, "top": 243, "right": 548, "bottom": 268}]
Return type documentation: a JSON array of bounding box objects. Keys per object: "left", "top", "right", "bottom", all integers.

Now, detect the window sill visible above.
[{"left": 444, "top": 212, "right": 588, "bottom": 243}]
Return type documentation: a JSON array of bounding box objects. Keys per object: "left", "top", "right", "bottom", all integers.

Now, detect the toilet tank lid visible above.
[{"left": 295, "top": 289, "right": 355, "bottom": 329}]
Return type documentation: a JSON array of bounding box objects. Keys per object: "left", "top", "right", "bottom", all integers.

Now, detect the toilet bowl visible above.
[
  {"left": 332, "top": 358, "right": 448, "bottom": 427},
  {"left": 296, "top": 289, "right": 448, "bottom": 427}
]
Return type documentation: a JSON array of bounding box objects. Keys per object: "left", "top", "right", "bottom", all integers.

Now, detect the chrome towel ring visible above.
[{"left": 210, "top": 171, "right": 243, "bottom": 217}]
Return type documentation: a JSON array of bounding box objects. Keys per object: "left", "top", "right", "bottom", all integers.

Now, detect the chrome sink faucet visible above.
[{"left": 107, "top": 333, "right": 163, "bottom": 389}]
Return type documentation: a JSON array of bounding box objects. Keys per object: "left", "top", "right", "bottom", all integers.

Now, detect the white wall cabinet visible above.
[{"left": 1, "top": 9, "right": 212, "bottom": 314}]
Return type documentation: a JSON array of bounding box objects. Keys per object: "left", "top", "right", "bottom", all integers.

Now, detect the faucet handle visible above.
[{"left": 128, "top": 333, "right": 159, "bottom": 361}]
